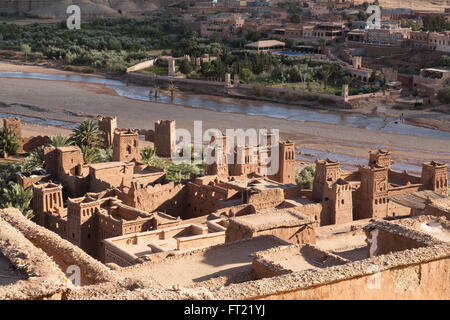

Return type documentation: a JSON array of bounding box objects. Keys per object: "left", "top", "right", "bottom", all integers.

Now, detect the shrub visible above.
[
  {"left": 437, "top": 86, "right": 450, "bottom": 103},
  {"left": 295, "top": 165, "right": 315, "bottom": 189},
  {"left": 0, "top": 127, "right": 19, "bottom": 157}
]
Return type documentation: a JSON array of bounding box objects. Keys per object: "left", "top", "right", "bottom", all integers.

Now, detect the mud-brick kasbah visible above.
[{"left": 1, "top": 115, "right": 449, "bottom": 300}]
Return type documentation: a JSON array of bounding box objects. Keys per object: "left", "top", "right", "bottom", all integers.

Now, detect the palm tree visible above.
[
  {"left": 342, "top": 75, "right": 351, "bottom": 85},
  {"left": 80, "top": 145, "right": 101, "bottom": 164},
  {"left": 320, "top": 65, "right": 333, "bottom": 89},
  {"left": 140, "top": 147, "right": 156, "bottom": 164},
  {"left": 98, "top": 147, "right": 112, "bottom": 162},
  {"left": 21, "top": 145, "right": 45, "bottom": 172},
  {"left": 0, "top": 126, "right": 19, "bottom": 157},
  {"left": 0, "top": 181, "right": 33, "bottom": 219},
  {"left": 71, "top": 119, "right": 103, "bottom": 149},
  {"left": 49, "top": 134, "right": 73, "bottom": 147}
]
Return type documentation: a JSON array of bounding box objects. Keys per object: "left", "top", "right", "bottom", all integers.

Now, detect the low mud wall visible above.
[
  {"left": 214, "top": 243, "right": 450, "bottom": 300},
  {"left": 0, "top": 214, "right": 66, "bottom": 300},
  {"left": 0, "top": 208, "right": 115, "bottom": 286}
]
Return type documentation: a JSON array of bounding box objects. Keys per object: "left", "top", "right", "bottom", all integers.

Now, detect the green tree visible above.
[
  {"left": 320, "top": 65, "right": 333, "bottom": 89},
  {"left": 20, "top": 43, "right": 31, "bottom": 61},
  {"left": 295, "top": 165, "right": 315, "bottom": 189},
  {"left": 0, "top": 126, "right": 19, "bottom": 157},
  {"left": 71, "top": 119, "right": 103, "bottom": 149},
  {"left": 0, "top": 181, "right": 33, "bottom": 219},
  {"left": 98, "top": 147, "right": 113, "bottom": 162},
  {"left": 180, "top": 58, "right": 193, "bottom": 75},
  {"left": 49, "top": 134, "right": 73, "bottom": 147},
  {"left": 140, "top": 147, "right": 156, "bottom": 164},
  {"left": 357, "top": 10, "right": 368, "bottom": 21},
  {"left": 423, "top": 15, "right": 450, "bottom": 32},
  {"left": 239, "top": 68, "right": 253, "bottom": 83},
  {"left": 80, "top": 145, "right": 101, "bottom": 164},
  {"left": 290, "top": 14, "right": 301, "bottom": 24},
  {"left": 21, "top": 145, "right": 45, "bottom": 172},
  {"left": 437, "top": 86, "right": 450, "bottom": 103}
]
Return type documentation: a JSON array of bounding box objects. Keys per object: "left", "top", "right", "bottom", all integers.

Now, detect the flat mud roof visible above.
[{"left": 115, "top": 235, "right": 289, "bottom": 288}]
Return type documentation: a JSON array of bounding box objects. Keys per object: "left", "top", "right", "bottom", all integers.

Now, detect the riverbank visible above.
[
  {"left": 1, "top": 61, "right": 449, "bottom": 132},
  {"left": 0, "top": 61, "right": 449, "bottom": 174}
]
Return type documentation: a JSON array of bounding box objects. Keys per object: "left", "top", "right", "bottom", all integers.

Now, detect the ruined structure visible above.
[
  {"left": 103, "top": 218, "right": 227, "bottom": 266},
  {"left": 226, "top": 208, "right": 316, "bottom": 245},
  {"left": 312, "top": 150, "right": 448, "bottom": 225},
  {"left": 32, "top": 183, "right": 181, "bottom": 260},
  {"left": 112, "top": 129, "right": 139, "bottom": 162},
  {"left": 311, "top": 150, "right": 449, "bottom": 225},
  {"left": 97, "top": 116, "right": 117, "bottom": 147},
  {"left": 154, "top": 120, "right": 176, "bottom": 157},
  {"left": 205, "top": 132, "right": 296, "bottom": 185}
]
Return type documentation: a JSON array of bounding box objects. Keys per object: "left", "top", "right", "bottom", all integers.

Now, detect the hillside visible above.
[
  {"left": 0, "top": 0, "right": 164, "bottom": 17},
  {"left": 355, "top": 0, "right": 450, "bottom": 12}
]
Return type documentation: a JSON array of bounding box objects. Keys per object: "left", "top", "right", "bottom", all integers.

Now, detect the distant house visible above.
[{"left": 245, "top": 40, "right": 285, "bottom": 51}]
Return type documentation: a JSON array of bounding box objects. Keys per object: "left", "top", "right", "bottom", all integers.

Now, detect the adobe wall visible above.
[
  {"left": 0, "top": 208, "right": 115, "bottom": 287},
  {"left": 372, "top": 229, "right": 428, "bottom": 256},
  {"left": 213, "top": 244, "right": 450, "bottom": 300},
  {"left": 112, "top": 130, "right": 139, "bottom": 162},
  {"left": 226, "top": 222, "right": 316, "bottom": 245},
  {"left": 21, "top": 136, "right": 50, "bottom": 153},
  {"left": 253, "top": 225, "right": 316, "bottom": 246},
  {"left": 246, "top": 188, "right": 286, "bottom": 211},
  {"left": 257, "top": 258, "right": 449, "bottom": 300},
  {"left": 185, "top": 182, "right": 234, "bottom": 219},
  {"left": 118, "top": 181, "right": 187, "bottom": 218},
  {"left": 89, "top": 163, "right": 134, "bottom": 192},
  {"left": 60, "top": 172, "right": 90, "bottom": 198},
  {"left": 16, "top": 172, "right": 49, "bottom": 189},
  {"left": 215, "top": 203, "right": 256, "bottom": 218},
  {"left": 138, "top": 129, "right": 154, "bottom": 142},
  {"left": 126, "top": 59, "right": 157, "bottom": 73},
  {"left": 252, "top": 244, "right": 349, "bottom": 279},
  {"left": 124, "top": 73, "right": 227, "bottom": 96},
  {"left": 387, "top": 199, "right": 412, "bottom": 217},
  {"left": 176, "top": 232, "right": 225, "bottom": 251},
  {"left": 0, "top": 214, "right": 66, "bottom": 300},
  {"left": 423, "top": 200, "right": 450, "bottom": 220},
  {"left": 388, "top": 170, "right": 422, "bottom": 185},
  {"left": 282, "top": 185, "right": 302, "bottom": 199},
  {"left": 289, "top": 202, "right": 322, "bottom": 225}
]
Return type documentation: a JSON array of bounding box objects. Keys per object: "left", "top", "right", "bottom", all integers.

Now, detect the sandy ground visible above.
[{"left": 0, "top": 62, "right": 449, "bottom": 168}]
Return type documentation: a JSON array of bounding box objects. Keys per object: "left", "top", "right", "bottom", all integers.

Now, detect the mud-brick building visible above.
[{"left": 312, "top": 150, "right": 449, "bottom": 225}]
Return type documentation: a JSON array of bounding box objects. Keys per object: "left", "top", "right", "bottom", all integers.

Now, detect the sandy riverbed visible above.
[{"left": 0, "top": 62, "right": 449, "bottom": 169}]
